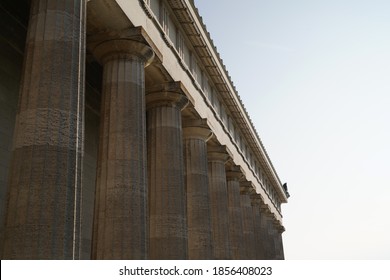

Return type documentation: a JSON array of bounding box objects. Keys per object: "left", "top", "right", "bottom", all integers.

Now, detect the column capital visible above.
[
  {"left": 276, "top": 224, "right": 286, "bottom": 234},
  {"left": 88, "top": 26, "right": 162, "bottom": 64},
  {"left": 251, "top": 192, "right": 261, "bottom": 201},
  {"left": 272, "top": 220, "right": 286, "bottom": 233},
  {"left": 92, "top": 39, "right": 154, "bottom": 65},
  {"left": 146, "top": 82, "right": 189, "bottom": 110},
  {"left": 240, "top": 180, "right": 255, "bottom": 195},
  {"left": 207, "top": 145, "right": 230, "bottom": 163},
  {"left": 260, "top": 203, "right": 272, "bottom": 215},
  {"left": 250, "top": 194, "right": 261, "bottom": 206},
  {"left": 226, "top": 165, "right": 244, "bottom": 181},
  {"left": 265, "top": 210, "right": 276, "bottom": 220},
  {"left": 183, "top": 119, "right": 213, "bottom": 141}
]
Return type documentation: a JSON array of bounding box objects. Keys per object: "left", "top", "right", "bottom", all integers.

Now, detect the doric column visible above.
[
  {"left": 183, "top": 119, "right": 213, "bottom": 259},
  {"left": 277, "top": 225, "right": 285, "bottom": 259},
  {"left": 274, "top": 222, "right": 285, "bottom": 260},
  {"left": 240, "top": 181, "right": 257, "bottom": 259},
  {"left": 259, "top": 205, "right": 272, "bottom": 259},
  {"left": 269, "top": 218, "right": 279, "bottom": 260},
  {"left": 2, "top": 0, "right": 86, "bottom": 259},
  {"left": 226, "top": 165, "right": 244, "bottom": 259},
  {"left": 208, "top": 145, "right": 231, "bottom": 259},
  {"left": 90, "top": 38, "right": 154, "bottom": 259},
  {"left": 264, "top": 209, "right": 277, "bottom": 259},
  {"left": 146, "top": 82, "right": 189, "bottom": 259},
  {"left": 251, "top": 194, "right": 266, "bottom": 259}
]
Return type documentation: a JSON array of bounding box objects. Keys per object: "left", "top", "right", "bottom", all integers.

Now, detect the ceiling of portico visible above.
[
  {"left": 0, "top": 0, "right": 30, "bottom": 27},
  {"left": 87, "top": 0, "right": 132, "bottom": 36}
]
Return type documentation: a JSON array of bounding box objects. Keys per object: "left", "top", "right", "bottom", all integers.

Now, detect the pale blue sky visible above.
[{"left": 195, "top": 0, "right": 390, "bottom": 259}]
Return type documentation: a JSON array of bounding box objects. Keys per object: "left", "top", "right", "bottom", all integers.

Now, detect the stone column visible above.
[
  {"left": 274, "top": 223, "right": 285, "bottom": 260},
  {"left": 2, "top": 0, "right": 86, "bottom": 259},
  {"left": 226, "top": 165, "right": 244, "bottom": 259},
  {"left": 259, "top": 205, "right": 272, "bottom": 259},
  {"left": 90, "top": 39, "right": 154, "bottom": 259},
  {"left": 183, "top": 119, "right": 213, "bottom": 259},
  {"left": 146, "top": 82, "right": 189, "bottom": 259},
  {"left": 240, "top": 181, "right": 256, "bottom": 259},
  {"left": 251, "top": 194, "right": 266, "bottom": 259},
  {"left": 278, "top": 227, "right": 285, "bottom": 260},
  {"left": 265, "top": 210, "right": 277, "bottom": 259},
  {"left": 270, "top": 219, "right": 279, "bottom": 260},
  {"left": 208, "top": 145, "right": 231, "bottom": 259}
]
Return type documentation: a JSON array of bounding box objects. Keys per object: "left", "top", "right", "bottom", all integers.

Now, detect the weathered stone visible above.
[
  {"left": 183, "top": 119, "right": 213, "bottom": 259},
  {"left": 91, "top": 39, "right": 153, "bottom": 260},
  {"left": 208, "top": 145, "right": 231, "bottom": 259},
  {"left": 2, "top": 0, "right": 86, "bottom": 260},
  {"left": 251, "top": 194, "right": 266, "bottom": 259},
  {"left": 226, "top": 165, "right": 244, "bottom": 259},
  {"left": 0, "top": 0, "right": 288, "bottom": 261},
  {"left": 147, "top": 82, "right": 189, "bottom": 260},
  {"left": 240, "top": 181, "right": 256, "bottom": 259}
]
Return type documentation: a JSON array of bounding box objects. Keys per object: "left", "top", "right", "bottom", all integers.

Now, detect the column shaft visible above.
[
  {"left": 251, "top": 195, "right": 266, "bottom": 259},
  {"left": 91, "top": 39, "right": 153, "bottom": 259},
  {"left": 272, "top": 222, "right": 285, "bottom": 260},
  {"left": 240, "top": 184, "right": 256, "bottom": 259},
  {"left": 208, "top": 147, "right": 231, "bottom": 259},
  {"left": 265, "top": 213, "right": 277, "bottom": 259},
  {"left": 259, "top": 207, "right": 271, "bottom": 259},
  {"left": 276, "top": 229, "right": 285, "bottom": 260},
  {"left": 226, "top": 167, "right": 244, "bottom": 259},
  {"left": 2, "top": 0, "right": 86, "bottom": 259},
  {"left": 184, "top": 123, "right": 213, "bottom": 259},
  {"left": 147, "top": 86, "right": 188, "bottom": 259},
  {"left": 273, "top": 225, "right": 282, "bottom": 260}
]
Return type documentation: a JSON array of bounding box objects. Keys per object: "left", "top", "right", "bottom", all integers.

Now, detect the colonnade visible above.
[{"left": 1, "top": 0, "right": 284, "bottom": 260}]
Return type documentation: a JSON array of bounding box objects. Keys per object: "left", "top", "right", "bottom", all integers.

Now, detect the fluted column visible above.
[
  {"left": 226, "top": 165, "right": 244, "bottom": 259},
  {"left": 240, "top": 181, "right": 256, "bottom": 259},
  {"left": 146, "top": 82, "right": 189, "bottom": 259},
  {"left": 91, "top": 39, "right": 154, "bottom": 259},
  {"left": 265, "top": 209, "right": 277, "bottom": 259},
  {"left": 251, "top": 194, "right": 266, "bottom": 259},
  {"left": 259, "top": 205, "right": 272, "bottom": 259},
  {"left": 268, "top": 215, "right": 278, "bottom": 260},
  {"left": 208, "top": 145, "right": 231, "bottom": 259},
  {"left": 272, "top": 223, "right": 284, "bottom": 260},
  {"left": 275, "top": 225, "right": 285, "bottom": 260},
  {"left": 271, "top": 222, "right": 283, "bottom": 260},
  {"left": 2, "top": 0, "right": 86, "bottom": 259},
  {"left": 183, "top": 119, "right": 213, "bottom": 259}
]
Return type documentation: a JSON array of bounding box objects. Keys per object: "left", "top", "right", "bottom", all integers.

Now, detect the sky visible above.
[{"left": 195, "top": 0, "right": 390, "bottom": 259}]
